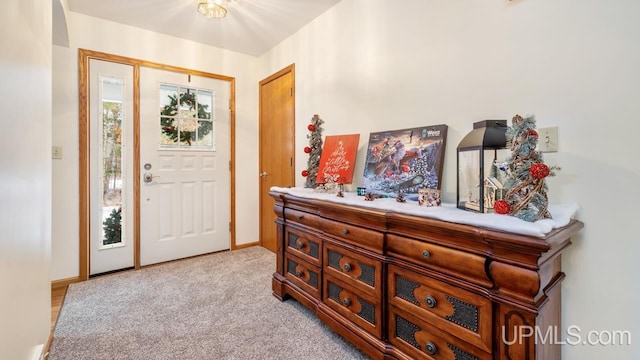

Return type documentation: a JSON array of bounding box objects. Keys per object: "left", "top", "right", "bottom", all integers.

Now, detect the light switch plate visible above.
[
  {"left": 538, "top": 127, "right": 558, "bottom": 153},
  {"left": 52, "top": 146, "right": 63, "bottom": 159}
]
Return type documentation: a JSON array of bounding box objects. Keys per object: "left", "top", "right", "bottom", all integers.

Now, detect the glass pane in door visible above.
[
  {"left": 100, "top": 76, "right": 125, "bottom": 247},
  {"left": 159, "top": 83, "right": 215, "bottom": 150}
]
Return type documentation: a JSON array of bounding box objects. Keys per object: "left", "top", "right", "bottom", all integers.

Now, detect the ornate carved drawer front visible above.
[
  {"left": 284, "top": 208, "right": 320, "bottom": 229},
  {"left": 285, "top": 253, "right": 321, "bottom": 299},
  {"left": 388, "top": 265, "right": 492, "bottom": 353},
  {"left": 318, "top": 217, "right": 384, "bottom": 254},
  {"left": 389, "top": 305, "right": 491, "bottom": 360},
  {"left": 386, "top": 234, "right": 491, "bottom": 287},
  {"left": 323, "top": 274, "right": 382, "bottom": 339},
  {"left": 285, "top": 227, "right": 322, "bottom": 267},
  {"left": 323, "top": 241, "right": 382, "bottom": 297}
]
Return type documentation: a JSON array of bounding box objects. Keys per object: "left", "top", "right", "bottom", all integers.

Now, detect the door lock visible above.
[
  {"left": 143, "top": 172, "right": 159, "bottom": 183},
  {"left": 259, "top": 172, "right": 268, "bottom": 178}
]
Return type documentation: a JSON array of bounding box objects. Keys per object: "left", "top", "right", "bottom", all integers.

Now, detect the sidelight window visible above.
[{"left": 99, "top": 76, "right": 126, "bottom": 248}]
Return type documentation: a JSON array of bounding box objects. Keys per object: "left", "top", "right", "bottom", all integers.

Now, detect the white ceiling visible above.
[{"left": 67, "top": 0, "right": 342, "bottom": 57}]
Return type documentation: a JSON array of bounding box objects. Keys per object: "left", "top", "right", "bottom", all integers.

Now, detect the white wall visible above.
[
  {"left": 0, "top": 0, "right": 52, "bottom": 359},
  {"left": 52, "top": 0, "right": 69, "bottom": 47},
  {"left": 52, "top": 12, "right": 261, "bottom": 280},
  {"left": 261, "top": 0, "right": 639, "bottom": 358}
]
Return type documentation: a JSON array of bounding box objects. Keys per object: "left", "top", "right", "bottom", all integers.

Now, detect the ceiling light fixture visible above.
[{"left": 197, "top": 0, "right": 228, "bottom": 19}]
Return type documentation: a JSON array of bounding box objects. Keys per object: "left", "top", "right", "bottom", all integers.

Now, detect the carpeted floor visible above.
[{"left": 48, "top": 246, "right": 370, "bottom": 360}]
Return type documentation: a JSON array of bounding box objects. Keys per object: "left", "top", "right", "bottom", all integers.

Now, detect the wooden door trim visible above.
[
  {"left": 78, "top": 48, "right": 237, "bottom": 280},
  {"left": 259, "top": 64, "right": 295, "bottom": 87},
  {"left": 258, "top": 64, "right": 295, "bottom": 249}
]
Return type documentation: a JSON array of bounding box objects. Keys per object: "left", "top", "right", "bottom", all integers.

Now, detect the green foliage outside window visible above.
[{"left": 103, "top": 207, "right": 122, "bottom": 245}]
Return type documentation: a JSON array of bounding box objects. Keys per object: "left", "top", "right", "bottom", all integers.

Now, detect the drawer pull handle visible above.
[
  {"left": 297, "top": 215, "right": 303, "bottom": 220},
  {"left": 425, "top": 296, "right": 437, "bottom": 308},
  {"left": 295, "top": 270, "right": 303, "bottom": 278},
  {"left": 342, "top": 298, "right": 352, "bottom": 307},
  {"left": 342, "top": 229, "right": 349, "bottom": 235},
  {"left": 295, "top": 240, "right": 304, "bottom": 250},
  {"left": 422, "top": 250, "right": 431, "bottom": 259},
  {"left": 343, "top": 263, "right": 352, "bottom": 272},
  {"left": 425, "top": 342, "right": 437, "bottom": 355}
]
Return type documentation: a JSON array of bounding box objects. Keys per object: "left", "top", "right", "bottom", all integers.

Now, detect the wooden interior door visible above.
[{"left": 259, "top": 65, "right": 295, "bottom": 252}]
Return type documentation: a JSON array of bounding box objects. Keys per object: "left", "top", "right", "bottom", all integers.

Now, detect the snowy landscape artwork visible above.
[{"left": 362, "top": 125, "right": 448, "bottom": 200}]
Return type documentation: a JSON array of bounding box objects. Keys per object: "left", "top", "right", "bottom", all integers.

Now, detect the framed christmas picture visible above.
[
  {"left": 316, "top": 134, "right": 360, "bottom": 184},
  {"left": 362, "top": 125, "right": 448, "bottom": 198}
]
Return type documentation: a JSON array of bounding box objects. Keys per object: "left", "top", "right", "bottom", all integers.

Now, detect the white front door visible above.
[
  {"left": 89, "top": 60, "right": 135, "bottom": 275},
  {"left": 139, "top": 67, "right": 231, "bottom": 266}
]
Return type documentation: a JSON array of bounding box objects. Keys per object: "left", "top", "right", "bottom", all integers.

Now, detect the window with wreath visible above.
[{"left": 159, "top": 83, "right": 215, "bottom": 149}]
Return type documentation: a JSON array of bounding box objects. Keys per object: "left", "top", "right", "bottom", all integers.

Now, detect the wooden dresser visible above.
[{"left": 270, "top": 190, "right": 583, "bottom": 360}]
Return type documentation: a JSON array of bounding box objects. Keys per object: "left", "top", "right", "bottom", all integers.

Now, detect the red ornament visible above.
[
  {"left": 529, "top": 163, "right": 550, "bottom": 179},
  {"left": 301, "top": 170, "right": 309, "bottom": 177},
  {"left": 494, "top": 200, "right": 511, "bottom": 215},
  {"left": 307, "top": 124, "right": 315, "bottom": 131},
  {"left": 529, "top": 129, "right": 538, "bottom": 139},
  {"left": 304, "top": 146, "right": 312, "bottom": 153}
]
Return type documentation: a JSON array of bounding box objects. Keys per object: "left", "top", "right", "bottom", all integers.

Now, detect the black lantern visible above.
[{"left": 457, "top": 120, "right": 508, "bottom": 213}]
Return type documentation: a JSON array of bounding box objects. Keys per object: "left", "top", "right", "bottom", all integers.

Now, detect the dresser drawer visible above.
[
  {"left": 324, "top": 241, "right": 382, "bottom": 297},
  {"left": 389, "top": 305, "right": 491, "bottom": 360},
  {"left": 323, "top": 274, "right": 382, "bottom": 339},
  {"left": 285, "top": 227, "right": 322, "bottom": 267},
  {"left": 319, "top": 217, "right": 384, "bottom": 253},
  {"left": 388, "top": 264, "right": 492, "bottom": 353},
  {"left": 285, "top": 208, "right": 320, "bottom": 229},
  {"left": 387, "top": 234, "right": 491, "bottom": 286},
  {"left": 285, "top": 253, "right": 321, "bottom": 299}
]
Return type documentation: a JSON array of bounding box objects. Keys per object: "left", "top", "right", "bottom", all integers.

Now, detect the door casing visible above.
[{"left": 78, "top": 49, "right": 237, "bottom": 280}]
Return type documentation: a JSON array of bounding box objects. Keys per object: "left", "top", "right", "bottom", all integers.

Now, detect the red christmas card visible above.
[{"left": 316, "top": 134, "right": 360, "bottom": 184}]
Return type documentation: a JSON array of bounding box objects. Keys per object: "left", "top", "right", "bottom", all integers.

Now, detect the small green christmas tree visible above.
[
  {"left": 303, "top": 115, "right": 324, "bottom": 188},
  {"left": 103, "top": 207, "right": 122, "bottom": 245},
  {"left": 494, "top": 114, "right": 558, "bottom": 222}
]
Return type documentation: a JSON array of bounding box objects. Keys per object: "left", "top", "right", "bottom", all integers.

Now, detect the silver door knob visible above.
[
  {"left": 259, "top": 172, "right": 268, "bottom": 177},
  {"left": 143, "top": 172, "right": 159, "bottom": 183}
]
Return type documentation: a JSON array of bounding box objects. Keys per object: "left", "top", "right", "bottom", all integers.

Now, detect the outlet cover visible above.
[{"left": 538, "top": 127, "right": 558, "bottom": 153}]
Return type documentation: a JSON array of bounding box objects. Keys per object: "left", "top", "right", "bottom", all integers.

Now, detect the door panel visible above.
[
  {"left": 139, "top": 67, "right": 230, "bottom": 266},
  {"left": 89, "top": 59, "right": 135, "bottom": 275},
  {"left": 259, "top": 65, "right": 295, "bottom": 252}
]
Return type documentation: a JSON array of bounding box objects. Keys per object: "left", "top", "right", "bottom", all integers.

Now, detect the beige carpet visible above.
[{"left": 48, "top": 246, "right": 369, "bottom": 360}]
